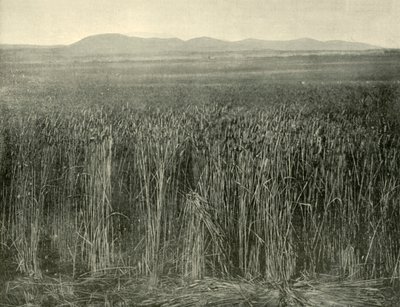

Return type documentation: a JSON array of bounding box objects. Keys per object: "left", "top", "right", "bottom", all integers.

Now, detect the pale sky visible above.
[{"left": 0, "top": 0, "right": 399, "bottom": 47}]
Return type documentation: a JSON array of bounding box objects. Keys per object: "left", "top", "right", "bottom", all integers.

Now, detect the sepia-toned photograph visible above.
[{"left": 1, "top": 0, "right": 400, "bottom": 305}]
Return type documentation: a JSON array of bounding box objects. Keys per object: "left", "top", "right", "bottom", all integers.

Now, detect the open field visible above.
[{"left": 1, "top": 51, "right": 400, "bottom": 306}]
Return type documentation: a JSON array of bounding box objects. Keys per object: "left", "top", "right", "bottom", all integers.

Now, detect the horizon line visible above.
[{"left": 0, "top": 33, "right": 389, "bottom": 49}]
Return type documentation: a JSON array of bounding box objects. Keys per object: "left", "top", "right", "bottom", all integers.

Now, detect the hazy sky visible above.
[{"left": 1, "top": 0, "right": 399, "bottom": 47}]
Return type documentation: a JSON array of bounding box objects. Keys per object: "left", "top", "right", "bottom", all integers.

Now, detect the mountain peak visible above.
[
  {"left": 74, "top": 33, "right": 130, "bottom": 42},
  {"left": 186, "top": 36, "right": 224, "bottom": 42},
  {"left": 293, "top": 37, "right": 319, "bottom": 42}
]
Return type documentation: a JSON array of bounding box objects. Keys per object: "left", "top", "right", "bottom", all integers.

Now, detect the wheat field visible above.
[{"left": 1, "top": 80, "right": 400, "bottom": 305}]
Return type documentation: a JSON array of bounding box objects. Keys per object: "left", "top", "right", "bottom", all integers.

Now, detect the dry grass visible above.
[{"left": 2, "top": 274, "right": 398, "bottom": 306}]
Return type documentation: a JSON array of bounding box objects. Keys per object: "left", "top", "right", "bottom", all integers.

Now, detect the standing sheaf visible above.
[{"left": 314, "top": 124, "right": 326, "bottom": 156}]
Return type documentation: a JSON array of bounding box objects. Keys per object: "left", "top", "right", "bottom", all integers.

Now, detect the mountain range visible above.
[
  {"left": 1, "top": 34, "right": 381, "bottom": 55},
  {"left": 68, "top": 34, "right": 380, "bottom": 54}
]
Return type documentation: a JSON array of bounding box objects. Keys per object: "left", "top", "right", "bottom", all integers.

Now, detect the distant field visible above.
[{"left": 1, "top": 51, "right": 400, "bottom": 112}]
